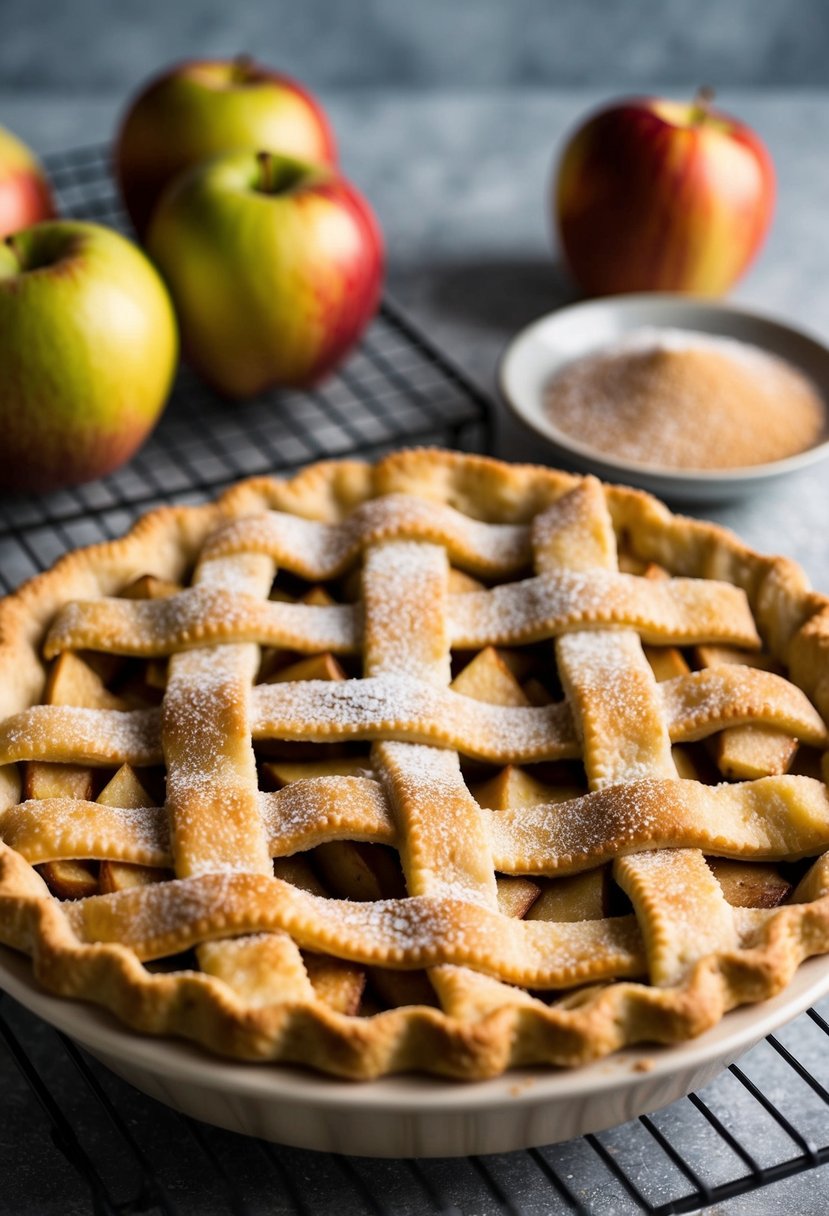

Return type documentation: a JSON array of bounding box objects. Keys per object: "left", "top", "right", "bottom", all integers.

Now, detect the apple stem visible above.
[
  {"left": 257, "top": 150, "right": 275, "bottom": 193},
  {"left": 232, "top": 53, "right": 254, "bottom": 83},
  {"left": 3, "top": 235, "right": 22, "bottom": 271},
  {"left": 690, "top": 85, "right": 715, "bottom": 125}
]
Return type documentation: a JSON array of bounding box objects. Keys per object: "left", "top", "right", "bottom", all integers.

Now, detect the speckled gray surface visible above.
[
  {"left": 4, "top": 0, "right": 829, "bottom": 90},
  {"left": 1, "top": 87, "right": 829, "bottom": 1214}
]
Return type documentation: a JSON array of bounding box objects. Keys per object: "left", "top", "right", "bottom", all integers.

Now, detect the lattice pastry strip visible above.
[
  {"left": 533, "top": 480, "right": 744, "bottom": 983},
  {"left": 1, "top": 450, "right": 829, "bottom": 1079},
  {"left": 1, "top": 663, "right": 823, "bottom": 770},
  {"left": 362, "top": 539, "right": 516, "bottom": 1019},
  {"left": 4, "top": 773, "right": 829, "bottom": 878},
  {"left": 648, "top": 549, "right": 799, "bottom": 779},
  {"left": 164, "top": 550, "right": 313, "bottom": 1005},
  {"left": 615, "top": 850, "right": 738, "bottom": 987},
  {"left": 43, "top": 568, "right": 762, "bottom": 659}
]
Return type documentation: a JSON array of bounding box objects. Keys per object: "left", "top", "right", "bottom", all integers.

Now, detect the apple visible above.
[
  {"left": 0, "top": 125, "right": 55, "bottom": 238},
  {"left": 0, "top": 220, "right": 178, "bottom": 492},
  {"left": 555, "top": 90, "right": 775, "bottom": 296},
  {"left": 115, "top": 56, "right": 337, "bottom": 237},
  {"left": 146, "top": 149, "right": 383, "bottom": 397}
]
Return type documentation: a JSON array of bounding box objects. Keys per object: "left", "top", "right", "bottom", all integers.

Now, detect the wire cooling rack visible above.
[{"left": 2, "top": 146, "right": 829, "bottom": 1216}]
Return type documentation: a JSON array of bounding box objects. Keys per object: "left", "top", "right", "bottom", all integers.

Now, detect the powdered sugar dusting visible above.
[
  {"left": 252, "top": 674, "right": 577, "bottom": 762},
  {"left": 660, "top": 665, "right": 828, "bottom": 745},
  {"left": 376, "top": 741, "right": 499, "bottom": 909},
  {"left": 205, "top": 494, "right": 531, "bottom": 577},
  {"left": 361, "top": 532, "right": 502, "bottom": 934},
  {"left": 0, "top": 705, "right": 161, "bottom": 766},
  {"left": 66, "top": 870, "right": 641, "bottom": 984},
  {"left": 259, "top": 776, "right": 394, "bottom": 854},
  {"left": 617, "top": 848, "right": 738, "bottom": 985},
  {"left": 448, "top": 571, "right": 757, "bottom": 649},
  {"left": 0, "top": 798, "right": 169, "bottom": 865},
  {"left": 557, "top": 630, "right": 677, "bottom": 788},
  {"left": 487, "top": 774, "right": 829, "bottom": 874},
  {"left": 363, "top": 541, "right": 450, "bottom": 686},
  {"left": 46, "top": 586, "right": 358, "bottom": 658},
  {"left": 163, "top": 552, "right": 273, "bottom": 880}
]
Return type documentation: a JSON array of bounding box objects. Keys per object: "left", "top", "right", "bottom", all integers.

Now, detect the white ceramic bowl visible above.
[
  {"left": 3, "top": 943, "right": 828, "bottom": 1157},
  {"left": 499, "top": 295, "right": 829, "bottom": 503}
]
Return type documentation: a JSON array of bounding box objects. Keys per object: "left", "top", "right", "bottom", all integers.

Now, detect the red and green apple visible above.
[
  {"left": 555, "top": 91, "right": 776, "bottom": 296},
  {"left": 147, "top": 150, "right": 383, "bottom": 397},
  {"left": 116, "top": 56, "right": 337, "bottom": 236},
  {"left": 0, "top": 124, "right": 55, "bottom": 238},
  {"left": 0, "top": 220, "right": 178, "bottom": 492}
]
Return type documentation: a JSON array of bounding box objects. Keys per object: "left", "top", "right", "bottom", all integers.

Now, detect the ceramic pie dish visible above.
[
  {"left": 1, "top": 449, "right": 829, "bottom": 1154},
  {"left": 3, "top": 942, "right": 827, "bottom": 1156},
  {"left": 498, "top": 295, "right": 829, "bottom": 503}
]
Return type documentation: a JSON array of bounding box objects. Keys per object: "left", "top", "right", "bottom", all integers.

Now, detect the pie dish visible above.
[
  {"left": 1, "top": 448, "right": 829, "bottom": 1082},
  {"left": 3, "top": 942, "right": 828, "bottom": 1155}
]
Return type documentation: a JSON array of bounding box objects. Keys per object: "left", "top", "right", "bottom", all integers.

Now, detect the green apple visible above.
[
  {"left": 116, "top": 56, "right": 337, "bottom": 237},
  {"left": 0, "top": 124, "right": 55, "bottom": 237},
  {"left": 147, "top": 150, "right": 383, "bottom": 397},
  {"left": 0, "top": 220, "right": 178, "bottom": 492}
]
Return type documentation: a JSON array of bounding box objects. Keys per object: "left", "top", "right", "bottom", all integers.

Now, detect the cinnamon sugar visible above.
[{"left": 545, "top": 329, "right": 826, "bottom": 470}]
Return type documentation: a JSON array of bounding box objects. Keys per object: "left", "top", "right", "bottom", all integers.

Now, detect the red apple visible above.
[
  {"left": 0, "top": 125, "right": 55, "bottom": 237},
  {"left": 146, "top": 150, "right": 382, "bottom": 397},
  {"left": 115, "top": 56, "right": 337, "bottom": 236},
  {"left": 0, "top": 221, "right": 178, "bottom": 492},
  {"left": 555, "top": 91, "right": 775, "bottom": 296}
]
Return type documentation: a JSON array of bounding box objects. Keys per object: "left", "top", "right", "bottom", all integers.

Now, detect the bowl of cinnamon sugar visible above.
[{"left": 499, "top": 295, "right": 829, "bottom": 502}]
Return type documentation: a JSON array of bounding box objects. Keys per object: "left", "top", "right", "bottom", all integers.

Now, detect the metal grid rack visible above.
[{"left": 2, "top": 146, "right": 828, "bottom": 1216}]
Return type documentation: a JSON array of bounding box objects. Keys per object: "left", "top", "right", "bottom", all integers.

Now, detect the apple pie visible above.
[{"left": 1, "top": 449, "right": 829, "bottom": 1079}]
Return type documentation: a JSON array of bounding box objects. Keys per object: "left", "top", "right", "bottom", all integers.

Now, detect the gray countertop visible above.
[{"left": 2, "top": 87, "right": 829, "bottom": 1214}]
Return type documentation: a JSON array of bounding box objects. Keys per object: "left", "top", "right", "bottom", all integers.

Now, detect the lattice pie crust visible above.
[{"left": 1, "top": 450, "right": 829, "bottom": 1079}]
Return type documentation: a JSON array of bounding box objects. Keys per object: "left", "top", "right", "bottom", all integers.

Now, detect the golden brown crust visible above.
[{"left": 0, "top": 448, "right": 828, "bottom": 1079}]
